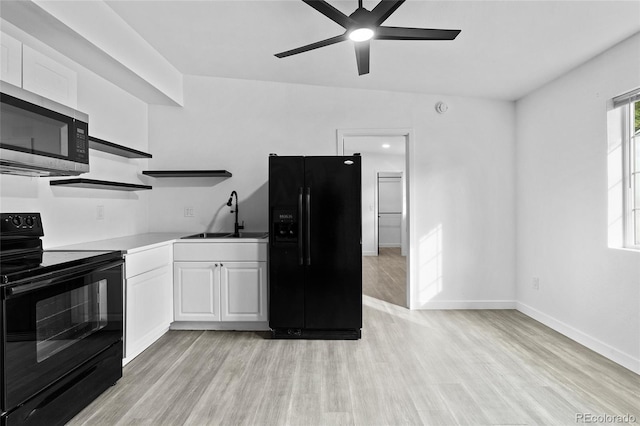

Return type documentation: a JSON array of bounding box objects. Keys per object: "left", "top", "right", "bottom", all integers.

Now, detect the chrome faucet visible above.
[{"left": 226, "top": 191, "right": 244, "bottom": 237}]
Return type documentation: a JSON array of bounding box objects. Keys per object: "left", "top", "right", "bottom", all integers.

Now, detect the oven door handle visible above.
[{"left": 5, "top": 259, "right": 123, "bottom": 298}]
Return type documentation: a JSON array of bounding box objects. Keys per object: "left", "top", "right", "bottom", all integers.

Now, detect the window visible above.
[
  {"left": 612, "top": 89, "right": 640, "bottom": 249},
  {"left": 631, "top": 100, "right": 640, "bottom": 246}
]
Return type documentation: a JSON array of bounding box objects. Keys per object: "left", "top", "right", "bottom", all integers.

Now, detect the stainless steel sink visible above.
[
  {"left": 182, "top": 232, "right": 232, "bottom": 239},
  {"left": 227, "top": 232, "right": 268, "bottom": 239},
  {"left": 181, "top": 232, "right": 268, "bottom": 239}
]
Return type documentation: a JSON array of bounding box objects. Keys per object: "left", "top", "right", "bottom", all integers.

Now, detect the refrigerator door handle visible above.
[
  {"left": 306, "top": 187, "right": 311, "bottom": 265},
  {"left": 298, "top": 187, "right": 304, "bottom": 265}
]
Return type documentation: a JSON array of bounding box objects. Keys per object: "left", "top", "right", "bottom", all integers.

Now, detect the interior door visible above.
[{"left": 304, "top": 156, "right": 362, "bottom": 330}]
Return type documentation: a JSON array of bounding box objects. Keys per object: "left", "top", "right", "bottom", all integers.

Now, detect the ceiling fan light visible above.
[{"left": 349, "top": 28, "right": 375, "bottom": 42}]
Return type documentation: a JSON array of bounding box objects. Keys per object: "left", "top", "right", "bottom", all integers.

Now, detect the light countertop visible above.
[
  {"left": 52, "top": 232, "right": 269, "bottom": 254},
  {"left": 51, "top": 232, "right": 187, "bottom": 254}
]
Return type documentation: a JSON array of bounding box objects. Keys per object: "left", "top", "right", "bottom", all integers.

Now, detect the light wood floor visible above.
[
  {"left": 363, "top": 247, "right": 406, "bottom": 308},
  {"left": 70, "top": 306, "right": 639, "bottom": 424}
]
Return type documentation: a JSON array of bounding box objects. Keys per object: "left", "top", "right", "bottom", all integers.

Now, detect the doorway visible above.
[{"left": 338, "top": 129, "right": 410, "bottom": 308}]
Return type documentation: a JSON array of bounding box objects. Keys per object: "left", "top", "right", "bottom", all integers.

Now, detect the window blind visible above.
[{"left": 612, "top": 88, "right": 640, "bottom": 108}]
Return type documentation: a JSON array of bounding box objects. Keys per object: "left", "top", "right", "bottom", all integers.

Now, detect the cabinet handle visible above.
[
  {"left": 215, "top": 263, "right": 218, "bottom": 267},
  {"left": 220, "top": 263, "right": 223, "bottom": 267}
]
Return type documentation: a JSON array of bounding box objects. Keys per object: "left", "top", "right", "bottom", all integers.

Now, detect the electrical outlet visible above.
[
  {"left": 97, "top": 205, "right": 105, "bottom": 220},
  {"left": 184, "top": 207, "right": 194, "bottom": 217},
  {"left": 532, "top": 277, "right": 540, "bottom": 290}
]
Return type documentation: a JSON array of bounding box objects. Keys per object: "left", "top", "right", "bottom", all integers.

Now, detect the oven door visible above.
[{"left": 1, "top": 259, "right": 123, "bottom": 411}]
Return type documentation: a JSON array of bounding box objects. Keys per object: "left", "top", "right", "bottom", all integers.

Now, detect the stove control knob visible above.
[
  {"left": 11, "top": 215, "right": 22, "bottom": 227},
  {"left": 25, "top": 216, "right": 35, "bottom": 227}
]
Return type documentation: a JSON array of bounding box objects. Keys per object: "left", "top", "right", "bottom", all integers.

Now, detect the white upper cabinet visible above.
[
  {"left": 1, "top": 32, "right": 22, "bottom": 87},
  {"left": 22, "top": 45, "right": 77, "bottom": 108}
]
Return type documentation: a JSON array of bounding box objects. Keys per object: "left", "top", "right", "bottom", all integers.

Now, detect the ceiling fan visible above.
[{"left": 275, "top": 0, "right": 461, "bottom": 75}]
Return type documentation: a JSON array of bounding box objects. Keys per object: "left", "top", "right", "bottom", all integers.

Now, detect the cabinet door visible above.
[
  {"left": 1, "top": 32, "right": 22, "bottom": 86},
  {"left": 174, "top": 262, "right": 220, "bottom": 321},
  {"left": 126, "top": 265, "right": 172, "bottom": 360},
  {"left": 22, "top": 45, "right": 77, "bottom": 108},
  {"left": 220, "top": 262, "right": 267, "bottom": 322}
]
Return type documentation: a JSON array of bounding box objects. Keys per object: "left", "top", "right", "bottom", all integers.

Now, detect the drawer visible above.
[
  {"left": 174, "top": 242, "right": 267, "bottom": 262},
  {"left": 125, "top": 244, "right": 172, "bottom": 279}
]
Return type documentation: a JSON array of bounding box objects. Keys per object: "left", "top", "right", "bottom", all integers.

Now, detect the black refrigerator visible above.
[{"left": 268, "top": 155, "right": 362, "bottom": 339}]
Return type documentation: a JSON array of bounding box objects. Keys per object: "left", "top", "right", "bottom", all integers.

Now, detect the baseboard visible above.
[
  {"left": 363, "top": 248, "right": 404, "bottom": 256},
  {"left": 170, "top": 321, "right": 270, "bottom": 331},
  {"left": 411, "top": 300, "right": 516, "bottom": 310},
  {"left": 516, "top": 302, "right": 640, "bottom": 374},
  {"left": 378, "top": 243, "right": 401, "bottom": 248}
]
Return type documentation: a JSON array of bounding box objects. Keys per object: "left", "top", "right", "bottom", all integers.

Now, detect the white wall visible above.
[
  {"left": 515, "top": 33, "right": 640, "bottom": 373},
  {"left": 148, "top": 75, "right": 516, "bottom": 310},
  {"left": 0, "top": 21, "right": 150, "bottom": 248}
]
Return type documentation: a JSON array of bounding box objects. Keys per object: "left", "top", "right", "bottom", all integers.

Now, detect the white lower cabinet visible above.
[
  {"left": 173, "top": 241, "right": 268, "bottom": 329},
  {"left": 173, "top": 262, "right": 220, "bottom": 321},
  {"left": 124, "top": 244, "right": 173, "bottom": 365},
  {"left": 220, "top": 262, "right": 267, "bottom": 322}
]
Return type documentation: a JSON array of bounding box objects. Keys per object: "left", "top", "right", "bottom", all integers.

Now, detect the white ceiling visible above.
[{"left": 106, "top": 0, "right": 640, "bottom": 101}]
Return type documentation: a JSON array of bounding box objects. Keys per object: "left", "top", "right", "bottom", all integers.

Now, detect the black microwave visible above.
[{"left": 0, "top": 82, "right": 89, "bottom": 176}]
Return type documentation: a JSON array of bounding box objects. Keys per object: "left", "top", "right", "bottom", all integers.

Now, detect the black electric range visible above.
[{"left": 0, "top": 212, "right": 124, "bottom": 426}]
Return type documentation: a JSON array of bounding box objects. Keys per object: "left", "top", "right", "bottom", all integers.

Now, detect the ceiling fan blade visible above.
[
  {"left": 275, "top": 34, "right": 348, "bottom": 58},
  {"left": 302, "top": 0, "right": 356, "bottom": 29},
  {"left": 376, "top": 26, "right": 461, "bottom": 40},
  {"left": 354, "top": 41, "right": 370, "bottom": 75},
  {"left": 370, "top": 0, "right": 406, "bottom": 26}
]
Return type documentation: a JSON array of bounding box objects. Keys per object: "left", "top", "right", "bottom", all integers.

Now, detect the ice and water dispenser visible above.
[{"left": 272, "top": 208, "right": 298, "bottom": 245}]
